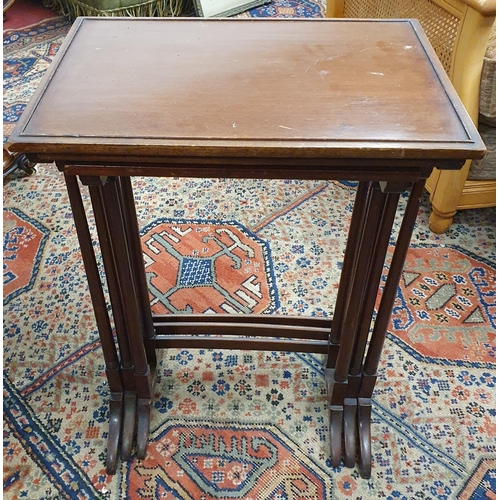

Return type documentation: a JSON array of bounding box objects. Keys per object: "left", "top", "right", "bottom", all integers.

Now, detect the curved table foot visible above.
[
  {"left": 329, "top": 406, "right": 344, "bottom": 468},
  {"left": 343, "top": 399, "right": 357, "bottom": 468},
  {"left": 358, "top": 398, "right": 372, "bottom": 479},
  {"left": 136, "top": 399, "right": 152, "bottom": 460},
  {"left": 121, "top": 391, "right": 137, "bottom": 460},
  {"left": 106, "top": 394, "right": 123, "bottom": 475}
]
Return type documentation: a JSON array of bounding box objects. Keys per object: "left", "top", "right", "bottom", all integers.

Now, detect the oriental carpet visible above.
[{"left": 3, "top": 14, "right": 496, "bottom": 500}]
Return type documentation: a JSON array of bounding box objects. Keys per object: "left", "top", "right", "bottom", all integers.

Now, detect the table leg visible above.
[
  {"left": 360, "top": 179, "right": 425, "bottom": 389},
  {"left": 66, "top": 170, "right": 424, "bottom": 476},
  {"left": 63, "top": 174, "right": 123, "bottom": 474},
  {"left": 116, "top": 177, "right": 157, "bottom": 458},
  {"left": 342, "top": 398, "right": 358, "bottom": 468},
  {"left": 117, "top": 177, "right": 157, "bottom": 371},
  {"left": 328, "top": 182, "right": 385, "bottom": 467},
  {"left": 328, "top": 179, "right": 422, "bottom": 477},
  {"left": 87, "top": 182, "right": 137, "bottom": 461},
  {"left": 327, "top": 181, "right": 369, "bottom": 369},
  {"left": 356, "top": 179, "right": 425, "bottom": 479},
  {"left": 344, "top": 188, "right": 400, "bottom": 475},
  {"left": 326, "top": 181, "right": 371, "bottom": 467},
  {"left": 98, "top": 178, "right": 154, "bottom": 461},
  {"left": 348, "top": 191, "right": 400, "bottom": 379},
  {"left": 341, "top": 187, "right": 390, "bottom": 467}
]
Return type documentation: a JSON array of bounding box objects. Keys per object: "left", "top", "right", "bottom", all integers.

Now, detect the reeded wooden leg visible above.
[
  {"left": 326, "top": 368, "right": 344, "bottom": 467},
  {"left": 100, "top": 178, "right": 154, "bottom": 460},
  {"left": 356, "top": 180, "right": 425, "bottom": 478},
  {"left": 64, "top": 174, "right": 123, "bottom": 475},
  {"left": 118, "top": 177, "right": 157, "bottom": 370},
  {"left": 340, "top": 190, "right": 400, "bottom": 475},
  {"left": 348, "top": 191, "right": 400, "bottom": 379},
  {"left": 362, "top": 180, "right": 426, "bottom": 384},
  {"left": 330, "top": 183, "right": 383, "bottom": 385},
  {"left": 328, "top": 183, "right": 384, "bottom": 469},
  {"left": 327, "top": 180, "right": 420, "bottom": 477},
  {"left": 87, "top": 181, "right": 138, "bottom": 461},
  {"left": 327, "top": 183, "right": 378, "bottom": 469},
  {"left": 327, "top": 181, "right": 370, "bottom": 368},
  {"left": 117, "top": 177, "right": 158, "bottom": 459}
]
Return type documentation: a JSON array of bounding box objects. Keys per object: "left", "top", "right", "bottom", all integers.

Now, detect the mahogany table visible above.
[{"left": 10, "top": 17, "right": 484, "bottom": 478}]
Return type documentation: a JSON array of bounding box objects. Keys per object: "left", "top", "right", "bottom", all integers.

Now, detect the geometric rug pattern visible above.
[
  {"left": 390, "top": 246, "right": 495, "bottom": 367},
  {"left": 3, "top": 207, "right": 50, "bottom": 305},
  {"left": 126, "top": 421, "right": 332, "bottom": 498},
  {"left": 3, "top": 14, "right": 496, "bottom": 500},
  {"left": 142, "top": 218, "right": 279, "bottom": 315}
]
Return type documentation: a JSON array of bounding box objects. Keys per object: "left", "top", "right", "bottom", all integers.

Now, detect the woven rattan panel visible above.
[{"left": 344, "top": 0, "right": 461, "bottom": 75}]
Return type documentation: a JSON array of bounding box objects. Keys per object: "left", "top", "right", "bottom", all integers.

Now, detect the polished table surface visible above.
[
  {"left": 10, "top": 17, "right": 484, "bottom": 478},
  {"left": 11, "top": 17, "right": 482, "bottom": 165}
]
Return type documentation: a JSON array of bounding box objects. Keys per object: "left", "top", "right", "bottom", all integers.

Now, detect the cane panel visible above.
[{"left": 343, "top": 0, "right": 461, "bottom": 75}]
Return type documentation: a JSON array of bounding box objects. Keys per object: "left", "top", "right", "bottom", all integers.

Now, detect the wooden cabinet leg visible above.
[
  {"left": 429, "top": 207, "right": 454, "bottom": 234},
  {"left": 428, "top": 163, "right": 471, "bottom": 234}
]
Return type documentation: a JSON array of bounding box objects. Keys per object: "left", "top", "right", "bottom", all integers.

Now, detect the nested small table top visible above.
[{"left": 10, "top": 17, "right": 483, "bottom": 164}]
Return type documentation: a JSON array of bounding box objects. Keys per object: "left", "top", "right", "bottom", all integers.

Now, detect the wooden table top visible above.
[{"left": 9, "top": 17, "right": 483, "bottom": 164}]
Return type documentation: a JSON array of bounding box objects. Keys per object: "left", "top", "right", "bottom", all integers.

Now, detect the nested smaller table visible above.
[{"left": 9, "top": 17, "right": 484, "bottom": 478}]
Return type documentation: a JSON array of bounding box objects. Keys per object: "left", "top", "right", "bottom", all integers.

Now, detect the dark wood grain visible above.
[
  {"left": 152, "top": 313, "right": 332, "bottom": 327},
  {"left": 63, "top": 175, "right": 123, "bottom": 474},
  {"left": 363, "top": 179, "right": 426, "bottom": 377},
  {"left": 118, "top": 177, "right": 157, "bottom": 368},
  {"left": 9, "top": 18, "right": 483, "bottom": 164},
  {"left": 327, "top": 181, "right": 369, "bottom": 367},
  {"left": 153, "top": 322, "right": 330, "bottom": 339},
  {"left": 87, "top": 182, "right": 137, "bottom": 460},
  {"left": 348, "top": 190, "right": 399, "bottom": 377},
  {"left": 357, "top": 398, "right": 372, "bottom": 479},
  {"left": 154, "top": 335, "right": 329, "bottom": 353}
]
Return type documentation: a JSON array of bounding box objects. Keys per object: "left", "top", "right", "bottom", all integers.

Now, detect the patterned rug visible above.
[{"left": 3, "top": 14, "right": 496, "bottom": 500}]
